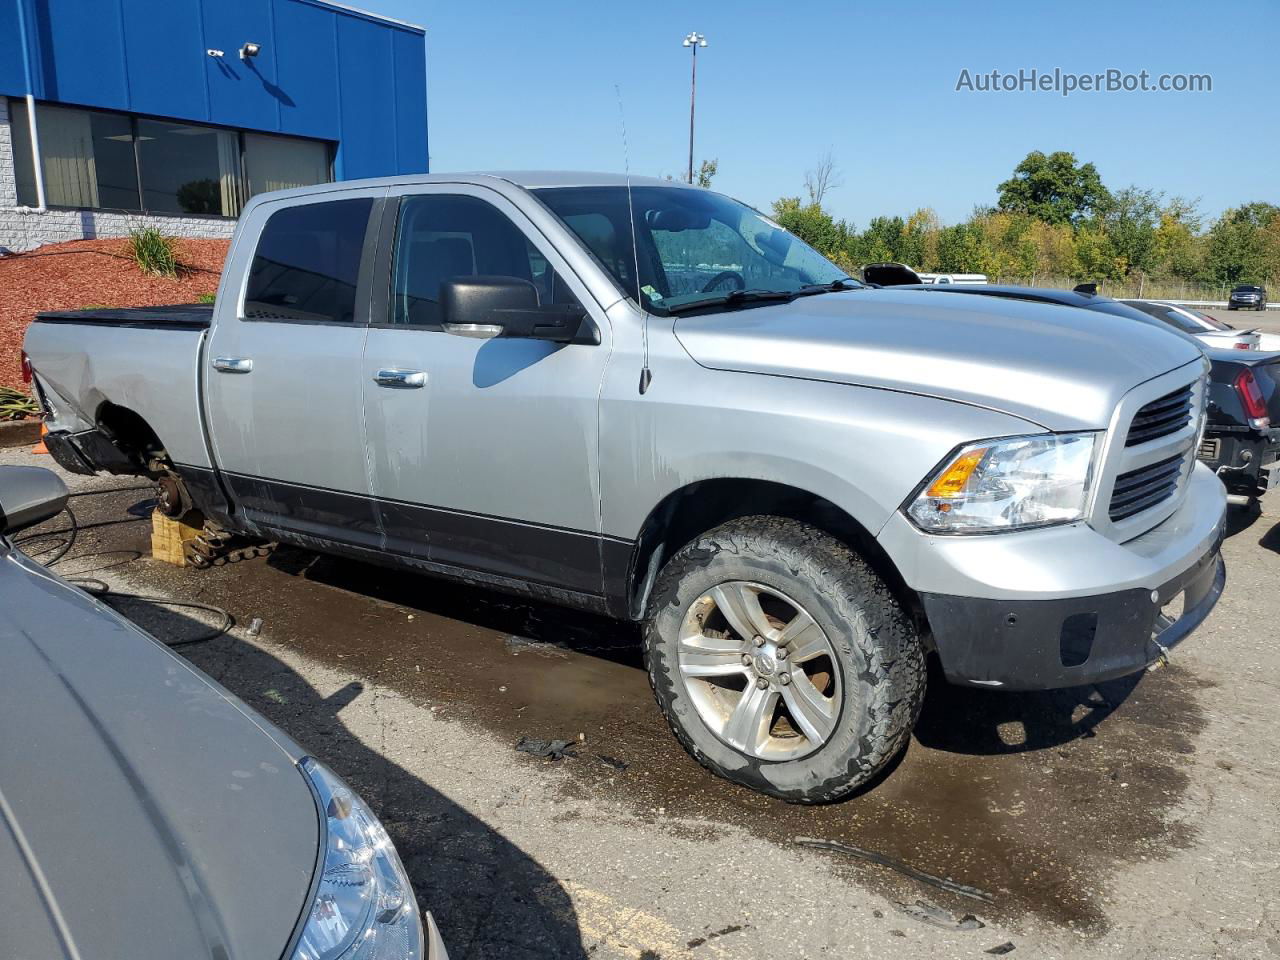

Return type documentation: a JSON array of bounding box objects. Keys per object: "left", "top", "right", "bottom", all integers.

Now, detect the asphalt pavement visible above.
[{"left": 3, "top": 445, "right": 1278, "bottom": 959}]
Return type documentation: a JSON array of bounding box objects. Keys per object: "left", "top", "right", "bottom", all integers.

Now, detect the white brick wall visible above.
[
  {"left": 0, "top": 97, "right": 18, "bottom": 209},
  {"left": 0, "top": 96, "right": 236, "bottom": 254},
  {"left": 0, "top": 207, "right": 236, "bottom": 254}
]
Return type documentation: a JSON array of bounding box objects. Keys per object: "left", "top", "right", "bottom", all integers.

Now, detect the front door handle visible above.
[
  {"left": 373, "top": 368, "right": 427, "bottom": 388},
  {"left": 212, "top": 356, "right": 253, "bottom": 374}
]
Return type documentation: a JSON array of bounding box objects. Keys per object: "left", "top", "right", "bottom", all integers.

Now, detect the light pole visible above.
[{"left": 682, "top": 31, "right": 707, "bottom": 185}]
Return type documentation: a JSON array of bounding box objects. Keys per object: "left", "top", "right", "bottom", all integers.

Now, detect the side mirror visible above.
[
  {"left": 0, "top": 466, "right": 68, "bottom": 536},
  {"left": 440, "top": 276, "right": 599, "bottom": 345}
]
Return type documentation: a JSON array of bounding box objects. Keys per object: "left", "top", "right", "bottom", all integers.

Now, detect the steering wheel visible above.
[{"left": 700, "top": 271, "right": 746, "bottom": 293}]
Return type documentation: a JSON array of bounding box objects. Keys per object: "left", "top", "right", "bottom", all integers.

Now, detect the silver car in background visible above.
[
  {"left": 1121, "top": 298, "right": 1277, "bottom": 350},
  {"left": 0, "top": 466, "right": 447, "bottom": 960}
]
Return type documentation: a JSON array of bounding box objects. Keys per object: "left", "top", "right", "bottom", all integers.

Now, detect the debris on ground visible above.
[
  {"left": 893, "top": 900, "right": 985, "bottom": 930},
  {"left": 515, "top": 737, "right": 578, "bottom": 761},
  {"left": 985, "top": 943, "right": 1016, "bottom": 955},
  {"left": 247, "top": 617, "right": 263, "bottom": 637},
  {"left": 504, "top": 634, "right": 570, "bottom": 658},
  {"left": 596, "top": 754, "right": 629, "bottom": 771},
  {"left": 794, "top": 836, "right": 995, "bottom": 904},
  {"left": 686, "top": 923, "right": 745, "bottom": 949}
]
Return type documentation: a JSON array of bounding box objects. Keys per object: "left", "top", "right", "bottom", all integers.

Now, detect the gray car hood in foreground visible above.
[
  {"left": 673, "top": 289, "right": 1205, "bottom": 431},
  {"left": 0, "top": 546, "right": 317, "bottom": 960}
]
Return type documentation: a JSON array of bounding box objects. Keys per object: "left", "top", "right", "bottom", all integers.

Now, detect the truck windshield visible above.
[{"left": 534, "top": 185, "right": 857, "bottom": 312}]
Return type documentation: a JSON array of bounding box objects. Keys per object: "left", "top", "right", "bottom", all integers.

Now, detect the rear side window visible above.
[
  {"left": 388, "top": 194, "right": 578, "bottom": 328},
  {"left": 1126, "top": 300, "right": 1203, "bottom": 334},
  {"left": 244, "top": 198, "right": 373, "bottom": 323}
]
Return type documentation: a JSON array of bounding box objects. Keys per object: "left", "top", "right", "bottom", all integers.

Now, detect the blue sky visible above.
[{"left": 368, "top": 0, "right": 1276, "bottom": 227}]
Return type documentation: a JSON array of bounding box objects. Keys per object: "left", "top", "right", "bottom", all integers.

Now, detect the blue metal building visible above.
[{"left": 0, "top": 0, "right": 426, "bottom": 249}]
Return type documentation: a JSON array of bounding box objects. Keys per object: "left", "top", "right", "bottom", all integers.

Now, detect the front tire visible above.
[{"left": 643, "top": 517, "right": 925, "bottom": 803}]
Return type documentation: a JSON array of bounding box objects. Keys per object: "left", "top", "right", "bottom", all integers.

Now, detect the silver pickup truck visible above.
[{"left": 23, "top": 172, "right": 1226, "bottom": 803}]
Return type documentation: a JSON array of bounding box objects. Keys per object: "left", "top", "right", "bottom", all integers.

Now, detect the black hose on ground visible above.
[{"left": 26, "top": 493, "right": 235, "bottom": 646}]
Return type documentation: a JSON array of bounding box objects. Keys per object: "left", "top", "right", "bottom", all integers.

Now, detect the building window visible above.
[
  {"left": 6, "top": 98, "right": 331, "bottom": 217},
  {"left": 244, "top": 133, "right": 330, "bottom": 198},
  {"left": 137, "top": 119, "right": 242, "bottom": 216},
  {"left": 11, "top": 101, "right": 141, "bottom": 211}
]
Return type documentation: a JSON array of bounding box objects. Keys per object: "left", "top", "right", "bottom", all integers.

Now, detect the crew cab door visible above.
[
  {"left": 361, "top": 185, "right": 612, "bottom": 598},
  {"left": 203, "top": 188, "right": 384, "bottom": 546}
]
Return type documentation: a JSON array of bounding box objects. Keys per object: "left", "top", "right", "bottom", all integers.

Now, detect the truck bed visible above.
[
  {"left": 24, "top": 306, "right": 213, "bottom": 469},
  {"left": 35, "top": 304, "right": 213, "bottom": 329}
]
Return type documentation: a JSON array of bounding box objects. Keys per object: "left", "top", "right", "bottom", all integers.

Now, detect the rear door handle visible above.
[
  {"left": 212, "top": 356, "right": 253, "bottom": 374},
  {"left": 373, "top": 368, "right": 427, "bottom": 388}
]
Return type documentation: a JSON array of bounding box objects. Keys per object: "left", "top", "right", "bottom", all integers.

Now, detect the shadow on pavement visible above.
[
  {"left": 1224, "top": 500, "right": 1263, "bottom": 539},
  {"left": 914, "top": 658, "right": 1143, "bottom": 755},
  {"left": 108, "top": 596, "right": 590, "bottom": 960},
  {"left": 1256, "top": 520, "right": 1280, "bottom": 554},
  {"left": 273, "top": 548, "right": 644, "bottom": 668}
]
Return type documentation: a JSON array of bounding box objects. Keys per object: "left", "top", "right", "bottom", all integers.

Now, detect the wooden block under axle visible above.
[{"left": 151, "top": 512, "right": 204, "bottom": 567}]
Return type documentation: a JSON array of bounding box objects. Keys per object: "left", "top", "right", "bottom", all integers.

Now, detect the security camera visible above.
[{"left": 239, "top": 42, "right": 261, "bottom": 60}]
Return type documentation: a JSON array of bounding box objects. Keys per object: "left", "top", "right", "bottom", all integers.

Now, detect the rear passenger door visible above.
[
  {"left": 204, "top": 189, "right": 384, "bottom": 547},
  {"left": 361, "top": 185, "right": 612, "bottom": 598}
]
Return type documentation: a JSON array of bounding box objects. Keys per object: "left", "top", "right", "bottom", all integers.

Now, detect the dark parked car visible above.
[
  {"left": 1199, "top": 352, "right": 1280, "bottom": 498},
  {"left": 891, "top": 283, "right": 1280, "bottom": 500},
  {"left": 0, "top": 466, "right": 448, "bottom": 960},
  {"left": 1228, "top": 285, "right": 1268, "bottom": 311}
]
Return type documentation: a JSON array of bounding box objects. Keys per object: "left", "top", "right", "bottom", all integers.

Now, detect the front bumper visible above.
[
  {"left": 878, "top": 463, "right": 1228, "bottom": 689},
  {"left": 920, "top": 546, "right": 1223, "bottom": 689}
]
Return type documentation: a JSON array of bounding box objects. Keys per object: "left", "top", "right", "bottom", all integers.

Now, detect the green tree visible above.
[
  {"left": 1201, "top": 204, "right": 1279, "bottom": 286},
  {"left": 996, "top": 150, "right": 1112, "bottom": 226},
  {"left": 1104, "top": 186, "right": 1163, "bottom": 277},
  {"left": 859, "top": 216, "right": 906, "bottom": 263},
  {"left": 1074, "top": 223, "right": 1122, "bottom": 281},
  {"left": 898, "top": 208, "right": 941, "bottom": 271},
  {"left": 1151, "top": 198, "right": 1202, "bottom": 280},
  {"left": 770, "top": 197, "right": 854, "bottom": 267},
  {"left": 695, "top": 159, "right": 718, "bottom": 189}
]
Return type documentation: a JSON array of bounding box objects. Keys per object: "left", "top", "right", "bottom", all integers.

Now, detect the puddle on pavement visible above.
[{"left": 76, "top": 497, "right": 1208, "bottom": 935}]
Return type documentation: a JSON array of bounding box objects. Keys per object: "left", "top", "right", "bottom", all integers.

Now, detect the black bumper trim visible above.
[{"left": 921, "top": 543, "right": 1225, "bottom": 690}]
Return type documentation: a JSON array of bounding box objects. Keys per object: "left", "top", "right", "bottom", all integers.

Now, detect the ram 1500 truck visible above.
[{"left": 22, "top": 173, "right": 1227, "bottom": 803}]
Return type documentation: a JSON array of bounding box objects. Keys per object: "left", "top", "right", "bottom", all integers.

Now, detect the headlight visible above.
[
  {"left": 292, "top": 758, "right": 425, "bottom": 960},
  {"left": 906, "top": 432, "right": 1097, "bottom": 534}
]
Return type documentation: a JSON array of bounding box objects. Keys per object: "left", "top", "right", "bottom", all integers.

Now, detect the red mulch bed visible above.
[{"left": 0, "top": 237, "right": 230, "bottom": 390}]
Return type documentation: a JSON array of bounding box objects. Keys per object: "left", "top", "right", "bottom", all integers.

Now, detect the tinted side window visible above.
[
  {"left": 389, "top": 194, "right": 577, "bottom": 328},
  {"left": 244, "top": 198, "right": 373, "bottom": 324}
]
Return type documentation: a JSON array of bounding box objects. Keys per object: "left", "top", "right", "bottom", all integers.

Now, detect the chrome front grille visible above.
[
  {"left": 1125, "top": 384, "right": 1194, "bottom": 447},
  {"left": 1093, "top": 372, "right": 1204, "bottom": 539},
  {"left": 1109, "top": 453, "right": 1186, "bottom": 521}
]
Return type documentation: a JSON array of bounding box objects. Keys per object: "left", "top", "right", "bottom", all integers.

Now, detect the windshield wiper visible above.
[
  {"left": 795, "top": 277, "right": 862, "bottom": 296},
  {"left": 663, "top": 289, "right": 798, "bottom": 314}
]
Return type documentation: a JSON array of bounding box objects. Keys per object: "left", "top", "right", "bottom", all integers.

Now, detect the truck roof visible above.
[{"left": 246, "top": 171, "right": 695, "bottom": 205}]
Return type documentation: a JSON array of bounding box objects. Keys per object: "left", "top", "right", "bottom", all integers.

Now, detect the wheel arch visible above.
[
  {"left": 622, "top": 477, "right": 921, "bottom": 629},
  {"left": 94, "top": 399, "right": 168, "bottom": 465}
]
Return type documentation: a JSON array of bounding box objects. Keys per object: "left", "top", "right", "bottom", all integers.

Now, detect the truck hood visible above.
[
  {"left": 0, "top": 547, "right": 316, "bottom": 960},
  {"left": 673, "top": 289, "right": 1205, "bottom": 431}
]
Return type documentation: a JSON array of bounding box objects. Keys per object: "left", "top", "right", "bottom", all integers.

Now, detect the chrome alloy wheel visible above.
[{"left": 676, "top": 581, "right": 843, "bottom": 761}]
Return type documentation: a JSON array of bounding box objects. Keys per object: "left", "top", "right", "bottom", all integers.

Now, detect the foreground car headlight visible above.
[
  {"left": 906, "top": 433, "right": 1097, "bottom": 534},
  {"left": 293, "top": 758, "right": 424, "bottom": 960}
]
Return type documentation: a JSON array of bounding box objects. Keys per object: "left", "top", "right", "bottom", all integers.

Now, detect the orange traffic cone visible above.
[{"left": 31, "top": 423, "right": 48, "bottom": 455}]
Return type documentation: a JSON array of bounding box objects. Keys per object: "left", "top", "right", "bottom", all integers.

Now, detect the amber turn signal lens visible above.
[{"left": 925, "top": 447, "right": 987, "bottom": 498}]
